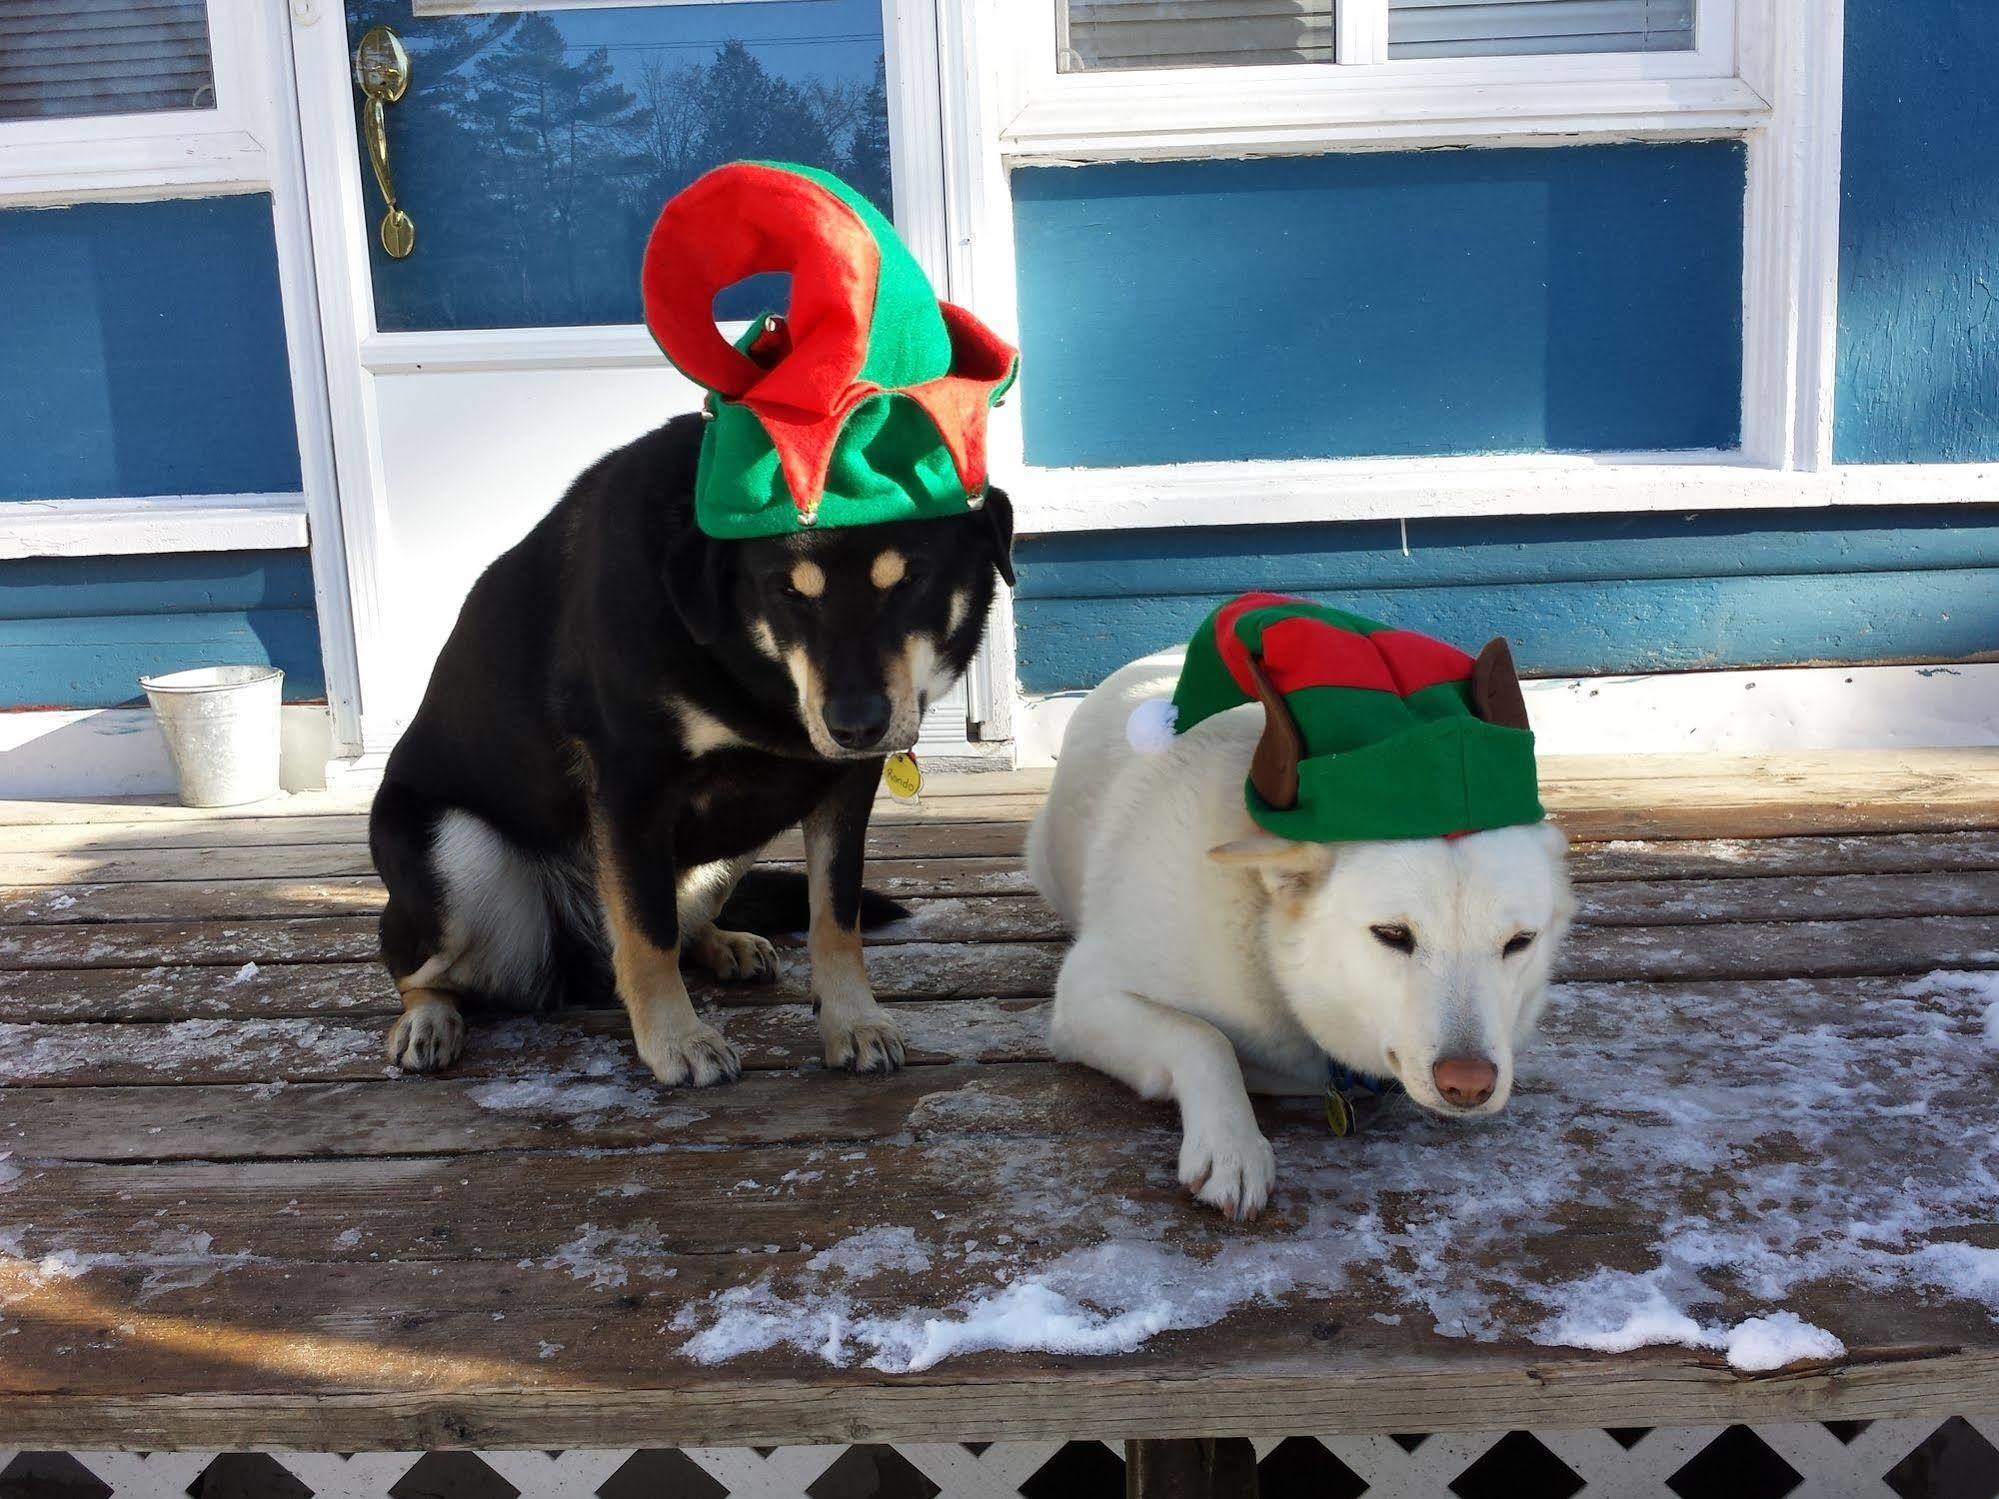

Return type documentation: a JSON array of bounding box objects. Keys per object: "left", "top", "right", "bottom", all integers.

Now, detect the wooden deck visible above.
[{"left": 3, "top": 751, "right": 1998, "bottom": 1452}]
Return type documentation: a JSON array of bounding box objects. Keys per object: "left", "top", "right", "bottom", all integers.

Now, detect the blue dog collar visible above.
[{"left": 1325, "top": 1057, "right": 1403, "bottom": 1138}]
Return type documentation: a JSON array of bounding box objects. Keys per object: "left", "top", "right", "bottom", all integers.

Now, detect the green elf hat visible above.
[
  {"left": 1128, "top": 592, "right": 1546, "bottom": 843},
  {"left": 641, "top": 160, "right": 1019, "bottom": 539}
]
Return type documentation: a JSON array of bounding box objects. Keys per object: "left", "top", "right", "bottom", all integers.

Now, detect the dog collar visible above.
[{"left": 1324, "top": 1057, "right": 1403, "bottom": 1138}]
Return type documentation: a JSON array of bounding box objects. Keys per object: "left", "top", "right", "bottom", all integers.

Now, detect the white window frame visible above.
[
  {"left": 938, "top": 0, "right": 1924, "bottom": 538},
  {"left": 0, "top": 0, "right": 362, "bottom": 757},
  {"left": 1020, "top": 0, "right": 1754, "bottom": 158},
  {"left": 0, "top": 4, "right": 266, "bottom": 204}
]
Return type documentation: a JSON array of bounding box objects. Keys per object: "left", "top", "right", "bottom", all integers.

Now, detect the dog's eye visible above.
[
  {"left": 1503, "top": 930, "right": 1537, "bottom": 957},
  {"left": 1369, "top": 924, "right": 1415, "bottom": 954}
]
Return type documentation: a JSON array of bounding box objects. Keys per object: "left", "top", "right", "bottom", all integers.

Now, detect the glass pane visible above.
[
  {"left": 1059, "top": 0, "right": 1333, "bottom": 72},
  {"left": 1388, "top": 0, "right": 1693, "bottom": 58},
  {"left": 0, "top": 0, "right": 215, "bottom": 121},
  {"left": 347, "top": 0, "right": 892, "bottom": 332}
]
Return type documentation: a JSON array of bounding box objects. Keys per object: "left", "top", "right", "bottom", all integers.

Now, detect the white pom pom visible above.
[{"left": 1125, "top": 697, "right": 1179, "bottom": 754}]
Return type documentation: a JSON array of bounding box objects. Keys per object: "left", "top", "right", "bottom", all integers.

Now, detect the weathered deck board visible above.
[
  {"left": 0, "top": 823, "right": 1025, "bottom": 886},
  {"left": 3, "top": 754, "right": 1997, "bottom": 1452},
  {"left": 3, "top": 909, "right": 1993, "bottom": 984},
  {"left": 0, "top": 997, "right": 1056, "bottom": 1095},
  {"left": 8, "top": 868, "right": 1999, "bottom": 958},
  {"left": 0, "top": 943, "right": 1058, "bottom": 1022},
  {"left": 0, "top": 859, "right": 1039, "bottom": 924},
  {"left": 0, "top": 975, "right": 1968, "bottom": 1152},
  {"left": 9, "top": 833, "right": 1999, "bottom": 938}
]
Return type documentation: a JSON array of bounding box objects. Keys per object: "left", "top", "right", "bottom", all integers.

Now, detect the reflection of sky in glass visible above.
[
  {"left": 554, "top": 0, "right": 881, "bottom": 90},
  {"left": 347, "top": 0, "right": 888, "bottom": 332}
]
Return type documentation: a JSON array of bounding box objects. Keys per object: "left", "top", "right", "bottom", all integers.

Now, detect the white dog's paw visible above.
[
  {"left": 386, "top": 1000, "right": 463, "bottom": 1073},
  {"left": 821, "top": 1012, "right": 906, "bottom": 1075},
  {"left": 637, "top": 1021, "right": 742, "bottom": 1088},
  {"left": 690, "top": 927, "right": 779, "bottom": 984},
  {"left": 1178, "top": 1121, "right": 1277, "bottom": 1222}
]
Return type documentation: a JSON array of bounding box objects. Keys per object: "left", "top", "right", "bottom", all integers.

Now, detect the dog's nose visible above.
[
  {"left": 1433, "top": 1056, "right": 1498, "bottom": 1108},
  {"left": 823, "top": 692, "right": 891, "bottom": 750}
]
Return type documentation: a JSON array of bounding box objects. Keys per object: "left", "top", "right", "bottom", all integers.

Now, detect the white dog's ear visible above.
[{"left": 1208, "top": 834, "right": 1333, "bottom": 896}]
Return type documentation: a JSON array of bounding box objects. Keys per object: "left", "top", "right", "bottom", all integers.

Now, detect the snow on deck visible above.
[{"left": 2, "top": 765, "right": 1998, "bottom": 1449}]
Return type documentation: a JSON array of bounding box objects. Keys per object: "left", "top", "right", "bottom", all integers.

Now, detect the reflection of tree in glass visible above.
[{"left": 350, "top": 2, "right": 893, "bottom": 331}]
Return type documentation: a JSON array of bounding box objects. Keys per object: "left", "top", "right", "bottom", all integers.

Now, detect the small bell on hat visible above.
[
  {"left": 1157, "top": 592, "right": 1546, "bottom": 843},
  {"left": 642, "top": 160, "right": 1019, "bottom": 539}
]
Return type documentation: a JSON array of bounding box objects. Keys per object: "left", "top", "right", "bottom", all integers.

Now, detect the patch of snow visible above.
[
  {"left": 0, "top": 1017, "right": 375, "bottom": 1084},
  {"left": 912, "top": 1081, "right": 1025, "bottom": 1128},
  {"left": 1724, "top": 1312, "right": 1844, "bottom": 1371},
  {"left": 225, "top": 961, "right": 260, "bottom": 985},
  {"left": 464, "top": 1033, "right": 707, "bottom": 1129},
  {"left": 1533, "top": 1271, "right": 1716, "bottom": 1356},
  {"left": 808, "top": 1227, "right": 931, "bottom": 1280},
  {"left": 543, "top": 1222, "right": 679, "bottom": 1289},
  {"left": 538, "top": 1341, "right": 563, "bottom": 1359},
  {"left": 332, "top": 1227, "right": 362, "bottom": 1250},
  {"left": 670, "top": 970, "right": 1999, "bottom": 1372},
  {"left": 0, "top": 1227, "right": 259, "bottom": 1302},
  {"left": 896, "top": 1000, "right": 1047, "bottom": 1063}
]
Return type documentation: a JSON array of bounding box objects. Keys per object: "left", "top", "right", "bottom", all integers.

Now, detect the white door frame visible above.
[{"left": 284, "top": 0, "right": 1005, "bottom": 760}]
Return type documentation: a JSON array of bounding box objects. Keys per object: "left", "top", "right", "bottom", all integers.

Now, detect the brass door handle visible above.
[{"left": 355, "top": 26, "right": 414, "bottom": 259}]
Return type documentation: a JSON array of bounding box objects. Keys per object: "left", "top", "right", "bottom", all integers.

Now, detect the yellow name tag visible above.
[{"left": 883, "top": 751, "right": 922, "bottom": 802}]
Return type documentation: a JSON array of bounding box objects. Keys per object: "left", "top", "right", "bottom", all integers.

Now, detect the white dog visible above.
[{"left": 1028, "top": 649, "right": 1573, "bottom": 1221}]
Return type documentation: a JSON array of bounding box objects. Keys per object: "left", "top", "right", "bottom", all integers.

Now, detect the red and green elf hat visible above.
[
  {"left": 1152, "top": 592, "right": 1545, "bottom": 843},
  {"left": 641, "top": 160, "right": 1019, "bottom": 539}
]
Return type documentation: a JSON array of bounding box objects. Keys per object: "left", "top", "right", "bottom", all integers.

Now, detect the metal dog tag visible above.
[{"left": 883, "top": 751, "right": 922, "bottom": 803}]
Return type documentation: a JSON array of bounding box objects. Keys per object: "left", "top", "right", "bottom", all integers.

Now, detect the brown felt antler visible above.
[
  {"left": 1245, "top": 655, "right": 1305, "bottom": 810},
  {"left": 1472, "top": 638, "right": 1532, "bottom": 731}
]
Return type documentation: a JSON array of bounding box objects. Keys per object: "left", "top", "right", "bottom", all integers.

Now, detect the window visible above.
[
  {"left": 1059, "top": 0, "right": 1694, "bottom": 74},
  {"left": 952, "top": 0, "right": 1843, "bottom": 537},
  {"left": 1386, "top": 0, "right": 1694, "bottom": 59},
  {"left": 0, "top": 0, "right": 215, "bottom": 122}
]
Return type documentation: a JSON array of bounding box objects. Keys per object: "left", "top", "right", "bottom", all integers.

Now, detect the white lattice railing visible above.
[{"left": 7, "top": 1417, "right": 1996, "bottom": 1498}]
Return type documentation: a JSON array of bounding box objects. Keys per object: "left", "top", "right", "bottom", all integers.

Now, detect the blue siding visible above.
[
  {"left": 1012, "top": 144, "right": 1745, "bottom": 468},
  {"left": 0, "top": 551, "right": 324, "bottom": 708},
  {"left": 1835, "top": 2, "right": 1999, "bottom": 463},
  {"left": 0, "top": 196, "right": 302, "bottom": 501},
  {"left": 1014, "top": 508, "right": 1999, "bottom": 691}
]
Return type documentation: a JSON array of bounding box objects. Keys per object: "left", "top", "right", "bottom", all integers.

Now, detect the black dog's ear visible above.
[
  {"left": 663, "top": 525, "right": 730, "bottom": 646},
  {"left": 978, "top": 487, "right": 1015, "bottom": 588}
]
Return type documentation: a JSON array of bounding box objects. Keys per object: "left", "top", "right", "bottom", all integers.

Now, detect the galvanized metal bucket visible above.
[{"left": 138, "top": 665, "right": 284, "bottom": 807}]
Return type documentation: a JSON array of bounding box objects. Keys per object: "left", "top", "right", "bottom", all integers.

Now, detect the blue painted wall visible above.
[
  {"left": 1013, "top": 508, "right": 1999, "bottom": 692},
  {"left": 0, "top": 195, "right": 302, "bottom": 501},
  {"left": 1835, "top": 2, "right": 1999, "bottom": 463},
  {"left": 1012, "top": 144, "right": 1745, "bottom": 468},
  {"left": 0, "top": 551, "right": 324, "bottom": 708}
]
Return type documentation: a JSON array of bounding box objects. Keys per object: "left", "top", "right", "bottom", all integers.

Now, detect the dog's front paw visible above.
[
  {"left": 387, "top": 999, "right": 463, "bottom": 1073},
  {"left": 1179, "top": 1121, "right": 1277, "bottom": 1222},
  {"left": 637, "top": 1021, "right": 742, "bottom": 1088},
  {"left": 821, "top": 1012, "right": 906, "bottom": 1075},
  {"left": 690, "top": 927, "right": 779, "bottom": 984}
]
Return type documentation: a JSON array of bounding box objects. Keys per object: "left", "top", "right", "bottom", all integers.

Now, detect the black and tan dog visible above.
[{"left": 367, "top": 413, "right": 1013, "bottom": 1086}]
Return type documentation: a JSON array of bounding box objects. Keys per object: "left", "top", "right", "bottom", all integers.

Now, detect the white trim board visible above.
[
  {"left": 1012, "top": 459, "right": 1999, "bottom": 534},
  {"left": 0, "top": 495, "right": 308, "bottom": 560},
  {"left": 1001, "top": 76, "right": 1771, "bottom": 161},
  {"left": 0, "top": 706, "right": 335, "bottom": 801},
  {"left": 1014, "top": 663, "right": 1999, "bottom": 766}
]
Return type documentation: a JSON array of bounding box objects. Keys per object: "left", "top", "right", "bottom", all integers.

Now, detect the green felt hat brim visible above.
[
  {"left": 1246, "top": 717, "right": 1546, "bottom": 843},
  {"left": 697, "top": 389, "right": 987, "bottom": 539}
]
